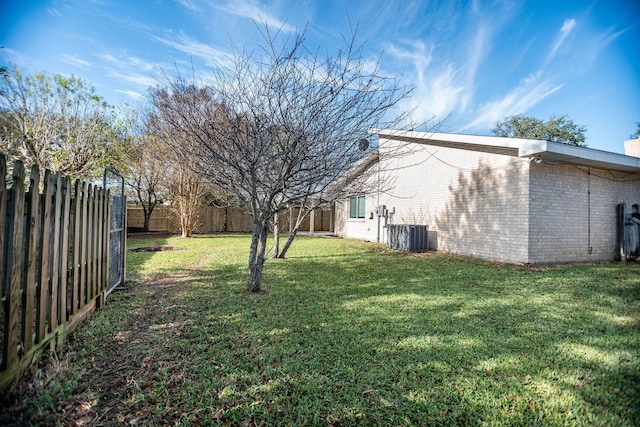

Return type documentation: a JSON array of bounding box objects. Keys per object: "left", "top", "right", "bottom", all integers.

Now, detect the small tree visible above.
[
  {"left": 150, "top": 25, "right": 410, "bottom": 291},
  {"left": 126, "top": 134, "right": 168, "bottom": 232},
  {"left": 0, "top": 64, "right": 117, "bottom": 181},
  {"left": 492, "top": 114, "right": 587, "bottom": 147},
  {"left": 157, "top": 126, "right": 212, "bottom": 238},
  {"left": 166, "top": 160, "right": 210, "bottom": 238}
]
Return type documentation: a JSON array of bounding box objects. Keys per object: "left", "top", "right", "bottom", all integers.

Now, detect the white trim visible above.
[{"left": 371, "top": 129, "right": 640, "bottom": 173}]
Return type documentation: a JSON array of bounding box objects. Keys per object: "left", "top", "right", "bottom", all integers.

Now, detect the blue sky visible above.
[{"left": 1, "top": 0, "right": 639, "bottom": 153}]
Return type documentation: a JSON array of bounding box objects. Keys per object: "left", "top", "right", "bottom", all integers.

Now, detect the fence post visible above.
[
  {"left": 0, "top": 155, "right": 6, "bottom": 370},
  {"left": 50, "top": 175, "right": 62, "bottom": 345},
  {"left": 22, "top": 166, "right": 41, "bottom": 354},
  {"left": 4, "top": 162, "right": 26, "bottom": 371},
  {"left": 37, "top": 171, "right": 54, "bottom": 342},
  {"left": 58, "top": 177, "right": 71, "bottom": 346},
  {"left": 80, "top": 182, "right": 88, "bottom": 305},
  {"left": 72, "top": 180, "right": 81, "bottom": 314}
]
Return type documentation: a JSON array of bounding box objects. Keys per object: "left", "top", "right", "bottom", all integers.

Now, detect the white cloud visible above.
[
  {"left": 403, "top": 63, "right": 464, "bottom": 124},
  {"left": 109, "top": 71, "right": 158, "bottom": 88},
  {"left": 114, "top": 89, "right": 145, "bottom": 100},
  {"left": 99, "top": 53, "right": 118, "bottom": 64},
  {"left": 382, "top": 7, "right": 500, "bottom": 127},
  {"left": 127, "top": 56, "right": 157, "bottom": 72},
  {"left": 458, "top": 72, "right": 562, "bottom": 132},
  {"left": 97, "top": 52, "right": 161, "bottom": 84},
  {"left": 216, "top": 0, "right": 296, "bottom": 33},
  {"left": 547, "top": 18, "right": 576, "bottom": 61},
  {"left": 47, "top": 7, "right": 62, "bottom": 17},
  {"left": 60, "top": 54, "right": 91, "bottom": 68},
  {"left": 386, "top": 36, "right": 485, "bottom": 125},
  {"left": 584, "top": 26, "right": 627, "bottom": 66},
  {"left": 460, "top": 23, "right": 490, "bottom": 111},
  {"left": 153, "top": 32, "right": 234, "bottom": 69},
  {"left": 176, "top": 0, "right": 200, "bottom": 12}
]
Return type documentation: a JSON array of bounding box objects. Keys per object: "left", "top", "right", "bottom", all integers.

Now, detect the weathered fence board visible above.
[
  {"left": 0, "top": 156, "right": 7, "bottom": 370},
  {"left": 60, "top": 177, "right": 71, "bottom": 326},
  {"left": 0, "top": 157, "right": 5, "bottom": 370},
  {"left": 5, "top": 162, "right": 25, "bottom": 371},
  {"left": 72, "top": 180, "right": 81, "bottom": 315},
  {"left": 0, "top": 155, "right": 112, "bottom": 391},
  {"left": 37, "top": 171, "right": 53, "bottom": 343},
  {"left": 22, "top": 166, "right": 40, "bottom": 354},
  {"left": 80, "top": 182, "right": 88, "bottom": 306}
]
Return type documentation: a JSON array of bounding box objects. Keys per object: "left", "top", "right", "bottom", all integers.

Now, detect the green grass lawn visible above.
[{"left": 9, "top": 234, "right": 640, "bottom": 425}]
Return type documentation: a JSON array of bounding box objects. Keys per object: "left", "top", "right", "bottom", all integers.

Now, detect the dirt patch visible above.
[
  {"left": 130, "top": 246, "right": 175, "bottom": 253},
  {"left": 0, "top": 274, "right": 189, "bottom": 426}
]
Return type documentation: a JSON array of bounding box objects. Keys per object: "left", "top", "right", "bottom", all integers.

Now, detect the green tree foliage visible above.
[
  {"left": 631, "top": 122, "right": 640, "bottom": 139},
  {"left": 0, "top": 63, "right": 122, "bottom": 180},
  {"left": 492, "top": 114, "right": 587, "bottom": 147}
]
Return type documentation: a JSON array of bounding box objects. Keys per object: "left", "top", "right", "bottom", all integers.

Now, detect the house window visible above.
[{"left": 349, "top": 196, "right": 366, "bottom": 219}]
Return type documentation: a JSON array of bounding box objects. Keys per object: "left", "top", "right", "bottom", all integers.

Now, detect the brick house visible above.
[{"left": 334, "top": 130, "right": 640, "bottom": 264}]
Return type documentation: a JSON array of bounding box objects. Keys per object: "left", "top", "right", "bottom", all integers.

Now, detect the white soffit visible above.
[
  {"left": 372, "top": 129, "right": 640, "bottom": 173},
  {"left": 519, "top": 140, "right": 640, "bottom": 173}
]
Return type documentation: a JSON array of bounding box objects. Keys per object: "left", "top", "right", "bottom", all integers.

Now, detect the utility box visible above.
[{"left": 387, "top": 224, "right": 428, "bottom": 252}]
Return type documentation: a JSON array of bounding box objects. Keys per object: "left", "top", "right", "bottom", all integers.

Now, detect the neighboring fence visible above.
[
  {"left": 0, "top": 155, "right": 111, "bottom": 391},
  {"left": 127, "top": 205, "right": 333, "bottom": 233}
]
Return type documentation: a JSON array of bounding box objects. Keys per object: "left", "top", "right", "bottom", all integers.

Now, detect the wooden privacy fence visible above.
[
  {"left": 0, "top": 154, "right": 110, "bottom": 391},
  {"left": 127, "top": 205, "right": 333, "bottom": 234}
]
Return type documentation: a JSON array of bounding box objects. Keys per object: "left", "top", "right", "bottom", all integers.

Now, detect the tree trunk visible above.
[
  {"left": 247, "top": 219, "right": 269, "bottom": 292},
  {"left": 277, "top": 227, "right": 298, "bottom": 259},
  {"left": 181, "top": 225, "right": 191, "bottom": 238},
  {"left": 272, "top": 212, "right": 280, "bottom": 258},
  {"left": 277, "top": 205, "right": 307, "bottom": 259}
]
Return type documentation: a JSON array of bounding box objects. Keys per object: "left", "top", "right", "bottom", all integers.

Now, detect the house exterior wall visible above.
[
  {"left": 528, "top": 164, "right": 640, "bottom": 263},
  {"left": 335, "top": 136, "right": 640, "bottom": 264},
  {"left": 335, "top": 138, "right": 531, "bottom": 263},
  {"left": 334, "top": 195, "right": 378, "bottom": 241}
]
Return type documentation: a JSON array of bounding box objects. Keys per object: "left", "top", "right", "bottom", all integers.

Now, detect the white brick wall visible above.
[
  {"left": 529, "top": 164, "right": 640, "bottom": 263},
  {"left": 335, "top": 137, "right": 640, "bottom": 264}
]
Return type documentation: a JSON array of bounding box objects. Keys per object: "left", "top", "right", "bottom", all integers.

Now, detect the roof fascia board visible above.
[
  {"left": 371, "top": 128, "right": 640, "bottom": 172},
  {"left": 371, "top": 128, "right": 541, "bottom": 153},
  {"left": 521, "top": 140, "right": 640, "bottom": 170}
]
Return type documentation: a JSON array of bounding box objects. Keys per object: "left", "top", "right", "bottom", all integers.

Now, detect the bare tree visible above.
[
  {"left": 126, "top": 118, "right": 169, "bottom": 232},
  {"left": 0, "top": 64, "right": 117, "bottom": 181},
  {"left": 150, "top": 25, "right": 410, "bottom": 292},
  {"left": 165, "top": 162, "right": 209, "bottom": 238},
  {"left": 274, "top": 150, "right": 380, "bottom": 259},
  {"left": 159, "top": 130, "right": 212, "bottom": 238}
]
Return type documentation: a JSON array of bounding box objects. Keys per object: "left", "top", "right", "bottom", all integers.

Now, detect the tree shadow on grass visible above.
[
  {"left": 133, "top": 235, "right": 640, "bottom": 425},
  {"left": 226, "top": 248, "right": 640, "bottom": 425},
  {"left": 7, "top": 234, "right": 636, "bottom": 426},
  {"left": 236, "top": 244, "right": 636, "bottom": 423}
]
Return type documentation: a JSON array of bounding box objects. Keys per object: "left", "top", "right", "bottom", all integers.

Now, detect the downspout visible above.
[
  {"left": 588, "top": 168, "right": 592, "bottom": 255},
  {"left": 376, "top": 154, "right": 381, "bottom": 242}
]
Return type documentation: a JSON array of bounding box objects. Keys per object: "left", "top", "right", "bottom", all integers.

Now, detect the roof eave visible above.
[
  {"left": 520, "top": 141, "right": 640, "bottom": 173},
  {"left": 370, "top": 128, "right": 640, "bottom": 174}
]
